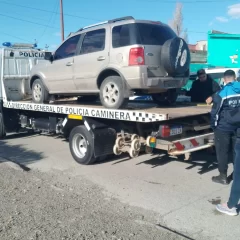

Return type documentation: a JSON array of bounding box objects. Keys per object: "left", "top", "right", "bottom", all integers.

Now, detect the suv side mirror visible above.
[{"left": 44, "top": 52, "right": 53, "bottom": 62}]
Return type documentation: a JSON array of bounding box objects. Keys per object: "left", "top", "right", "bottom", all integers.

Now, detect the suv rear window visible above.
[
  {"left": 136, "top": 23, "right": 176, "bottom": 45},
  {"left": 112, "top": 23, "right": 176, "bottom": 48}
]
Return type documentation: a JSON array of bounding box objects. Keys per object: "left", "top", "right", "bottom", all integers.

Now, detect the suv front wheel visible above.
[
  {"left": 151, "top": 89, "right": 178, "bottom": 106},
  {"left": 100, "top": 76, "right": 128, "bottom": 109},
  {"left": 32, "top": 79, "right": 49, "bottom": 104}
]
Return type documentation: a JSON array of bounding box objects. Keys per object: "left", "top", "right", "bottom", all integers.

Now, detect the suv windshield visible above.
[{"left": 112, "top": 23, "right": 176, "bottom": 48}]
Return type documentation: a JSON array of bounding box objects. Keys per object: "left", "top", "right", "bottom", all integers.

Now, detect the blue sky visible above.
[{"left": 0, "top": 0, "right": 239, "bottom": 50}]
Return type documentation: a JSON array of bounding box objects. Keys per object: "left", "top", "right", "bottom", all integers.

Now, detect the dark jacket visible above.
[
  {"left": 210, "top": 81, "right": 240, "bottom": 132},
  {"left": 187, "top": 75, "right": 220, "bottom": 102}
]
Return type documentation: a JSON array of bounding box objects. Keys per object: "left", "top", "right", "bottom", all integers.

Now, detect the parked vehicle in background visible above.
[
  {"left": 132, "top": 67, "right": 240, "bottom": 102},
  {"left": 186, "top": 67, "right": 240, "bottom": 90},
  {"left": 30, "top": 16, "right": 190, "bottom": 109}
]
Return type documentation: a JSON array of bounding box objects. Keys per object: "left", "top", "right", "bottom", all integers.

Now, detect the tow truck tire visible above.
[
  {"left": 69, "top": 125, "right": 96, "bottom": 165},
  {"left": 32, "top": 79, "right": 49, "bottom": 104},
  {"left": 151, "top": 89, "right": 178, "bottom": 106},
  {"left": 100, "top": 76, "right": 128, "bottom": 109},
  {"left": 0, "top": 113, "right": 6, "bottom": 139}
]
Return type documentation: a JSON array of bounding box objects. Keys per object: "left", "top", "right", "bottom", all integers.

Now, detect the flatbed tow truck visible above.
[{"left": 0, "top": 45, "right": 214, "bottom": 165}]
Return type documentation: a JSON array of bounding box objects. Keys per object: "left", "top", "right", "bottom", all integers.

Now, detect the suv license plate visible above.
[{"left": 170, "top": 127, "right": 182, "bottom": 136}]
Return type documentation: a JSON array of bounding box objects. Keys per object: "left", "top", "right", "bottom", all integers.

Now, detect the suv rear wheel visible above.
[
  {"left": 32, "top": 79, "right": 49, "bottom": 103},
  {"left": 100, "top": 76, "right": 128, "bottom": 109},
  {"left": 151, "top": 89, "right": 178, "bottom": 106}
]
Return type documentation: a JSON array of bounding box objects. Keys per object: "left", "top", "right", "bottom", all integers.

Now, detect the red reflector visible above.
[
  {"left": 161, "top": 125, "right": 171, "bottom": 137},
  {"left": 129, "top": 47, "right": 145, "bottom": 66},
  {"left": 190, "top": 139, "right": 199, "bottom": 147},
  {"left": 174, "top": 142, "right": 185, "bottom": 151}
]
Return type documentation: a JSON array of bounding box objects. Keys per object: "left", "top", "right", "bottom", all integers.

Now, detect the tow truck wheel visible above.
[
  {"left": 129, "top": 148, "right": 139, "bottom": 158},
  {"left": 131, "top": 138, "right": 141, "bottom": 151},
  {"left": 32, "top": 79, "right": 49, "bottom": 104},
  {"left": 115, "top": 137, "right": 124, "bottom": 148},
  {"left": 131, "top": 134, "right": 139, "bottom": 141},
  {"left": 113, "top": 145, "right": 121, "bottom": 155},
  {"left": 69, "top": 126, "right": 96, "bottom": 165},
  {"left": 0, "top": 113, "right": 6, "bottom": 139},
  {"left": 145, "top": 146, "right": 153, "bottom": 154}
]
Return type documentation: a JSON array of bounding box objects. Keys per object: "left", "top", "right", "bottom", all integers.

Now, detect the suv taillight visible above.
[{"left": 129, "top": 47, "right": 145, "bottom": 66}]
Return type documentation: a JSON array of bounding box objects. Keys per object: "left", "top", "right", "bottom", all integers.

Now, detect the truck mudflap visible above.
[
  {"left": 169, "top": 133, "right": 214, "bottom": 156},
  {"left": 148, "top": 133, "right": 214, "bottom": 159},
  {"left": 82, "top": 117, "right": 116, "bottom": 158}
]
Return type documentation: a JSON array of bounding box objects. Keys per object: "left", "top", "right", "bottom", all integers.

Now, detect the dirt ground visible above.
[{"left": 0, "top": 162, "right": 184, "bottom": 240}]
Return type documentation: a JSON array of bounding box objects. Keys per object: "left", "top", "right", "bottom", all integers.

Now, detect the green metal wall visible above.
[{"left": 208, "top": 31, "right": 240, "bottom": 68}]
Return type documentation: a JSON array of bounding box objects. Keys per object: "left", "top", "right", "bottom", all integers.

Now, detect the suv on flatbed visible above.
[{"left": 30, "top": 16, "right": 191, "bottom": 109}]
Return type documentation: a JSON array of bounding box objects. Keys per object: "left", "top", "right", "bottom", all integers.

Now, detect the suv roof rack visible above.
[
  {"left": 108, "top": 16, "right": 134, "bottom": 23},
  {"left": 77, "top": 21, "right": 108, "bottom": 32},
  {"left": 77, "top": 16, "right": 134, "bottom": 33}
]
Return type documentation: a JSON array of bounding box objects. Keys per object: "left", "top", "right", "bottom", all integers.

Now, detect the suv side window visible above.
[
  {"left": 54, "top": 34, "right": 81, "bottom": 60},
  {"left": 80, "top": 29, "right": 105, "bottom": 54},
  {"left": 112, "top": 25, "right": 130, "bottom": 48}
]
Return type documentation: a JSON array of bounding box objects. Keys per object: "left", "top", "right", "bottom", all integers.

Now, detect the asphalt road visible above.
[{"left": 0, "top": 132, "right": 238, "bottom": 240}]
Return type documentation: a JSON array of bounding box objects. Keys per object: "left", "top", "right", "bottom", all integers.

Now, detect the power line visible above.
[
  {"left": 0, "top": 12, "right": 70, "bottom": 32},
  {"left": 38, "top": 0, "right": 59, "bottom": 41},
  {"left": 138, "top": 0, "right": 236, "bottom": 2},
  {"left": 0, "top": 31, "right": 32, "bottom": 43},
  {"left": 0, "top": 1, "right": 213, "bottom": 37},
  {"left": 1, "top": 10, "right": 51, "bottom": 23},
  {"left": 0, "top": 0, "right": 100, "bottom": 21},
  {"left": 0, "top": 11, "right": 209, "bottom": 36}
]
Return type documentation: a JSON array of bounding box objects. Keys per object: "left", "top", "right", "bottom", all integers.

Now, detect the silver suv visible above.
[{"left": 30, "top": 16, "right": 190, "bottom": 109}]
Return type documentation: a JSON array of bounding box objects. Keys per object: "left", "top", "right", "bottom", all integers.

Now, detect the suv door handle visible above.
[
  {"left": 97, "top": 56, "right": 105, "bottom": 61},
  {"left": 66, "top": 62, "right": 73, "bottom": 66}
]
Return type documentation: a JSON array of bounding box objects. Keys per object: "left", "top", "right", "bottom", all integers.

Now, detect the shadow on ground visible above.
[
  {"left": 105, "top": 148, "right": 219, "bottom": 175},
  {"left": 0, "top": 131, "right": 231, "bottom": 177},
  {"left": 136, "top": 149, "right": 219, "bottom": 174},
  {"left": 0, "top": 132, "right": 45, "bottom": 171}
]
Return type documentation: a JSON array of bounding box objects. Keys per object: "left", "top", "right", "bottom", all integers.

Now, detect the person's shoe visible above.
[
  {"left": 212, "top": 174, "right": 228, "bottom": 185},
  {"left": 216, "top": 203, "right": 238, "bottom": 216}
]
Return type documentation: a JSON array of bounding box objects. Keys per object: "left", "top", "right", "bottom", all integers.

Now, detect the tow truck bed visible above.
[{"left": 4, "top": 99, "right": 211, "bottom": 123}]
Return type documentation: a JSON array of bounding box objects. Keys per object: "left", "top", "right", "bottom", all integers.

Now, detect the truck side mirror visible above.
[{"left": 44, "top": 52, "right": 53, "bottom": 62}]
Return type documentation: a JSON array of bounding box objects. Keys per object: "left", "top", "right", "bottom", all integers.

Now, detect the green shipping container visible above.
[{"left": 208, "top": 30, "right": 240, "bottom": 68}]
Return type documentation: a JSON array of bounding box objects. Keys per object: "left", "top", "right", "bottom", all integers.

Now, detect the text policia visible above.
[{"left": 5, "top": 102, "right": 132, "bottom": 121}]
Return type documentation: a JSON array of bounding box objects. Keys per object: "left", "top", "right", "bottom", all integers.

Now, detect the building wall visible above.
[
  {"left": 196, "top": 40, "right": 208, "bottom": 51},
  {"left": 208, "top": 31, "right": 240, "bottom": 67}
]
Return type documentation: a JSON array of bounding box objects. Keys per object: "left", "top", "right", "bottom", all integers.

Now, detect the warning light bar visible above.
[{"left": 2, "top": 42, "right": 37, "bottom": 49}]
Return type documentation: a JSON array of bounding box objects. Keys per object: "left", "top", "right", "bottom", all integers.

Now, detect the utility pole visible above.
[{"left": 60, "top": 0, "right": 64, "bottom": 41}]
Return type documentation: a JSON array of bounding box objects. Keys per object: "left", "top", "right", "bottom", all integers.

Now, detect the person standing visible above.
[
  {"left": 210, "top": 70, "right": 240, "bottom": 185},
  {"left": 216, "top": 130, "right": 240, "bottom": 216},
  {"left": 185, "top": 69, "right": 221, "bottom": 103}
]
